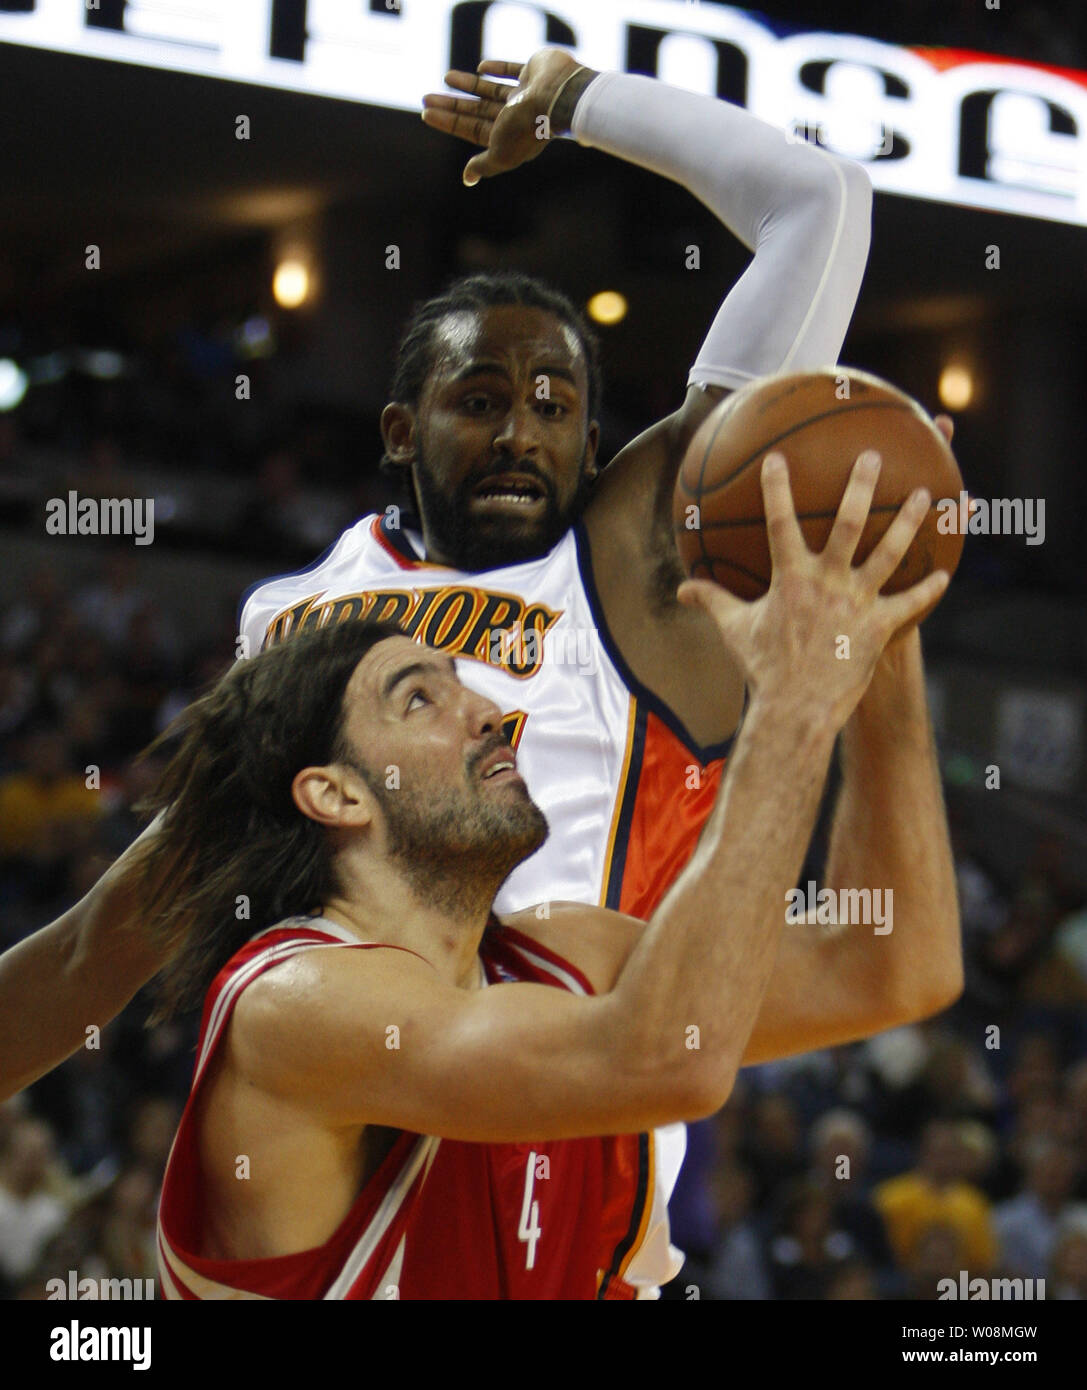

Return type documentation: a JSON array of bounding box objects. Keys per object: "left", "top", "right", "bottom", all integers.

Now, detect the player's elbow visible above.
[
  {"left": 678, "top": 1066, "right": 741, "bottom": 1122},
  {"left": 831, "top": 158, "right": 872, "bottom": 246},
  {"left": 787, "top": 147, "right": 872, "bottom": 248},
  {"left": 614, "top": 1007, "right": 745, "bottom": 1124},
  {"left": 915, "top": 962, "right": 965, "bottom": 1022},
  {"left": 892, "top": 952, "right": 965, "bottom": 1029},
  {"left": 833, "top": 151, "right": 873, "bottom": 209},
  {"left": 650, "top": 1052, "right": 741, "bottom": 1125}
]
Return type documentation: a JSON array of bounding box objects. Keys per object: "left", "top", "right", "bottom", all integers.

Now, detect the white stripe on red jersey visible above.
[{"left": 158, "top": 917, "right": 682, "bottom": 1300}]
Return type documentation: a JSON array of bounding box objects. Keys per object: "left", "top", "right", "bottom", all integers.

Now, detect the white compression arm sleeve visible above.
[{"left": 569, "top": 72, "right": 872, "bottom": 391}]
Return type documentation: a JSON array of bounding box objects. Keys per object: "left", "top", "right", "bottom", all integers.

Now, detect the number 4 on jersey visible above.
[{"left": 518, "top": 1150, "right": 545, "bottom": 1269}]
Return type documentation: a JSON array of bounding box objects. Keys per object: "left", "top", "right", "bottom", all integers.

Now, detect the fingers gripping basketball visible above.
[{"left": 673, "top": 368, "right": 965, "bottom": 630}]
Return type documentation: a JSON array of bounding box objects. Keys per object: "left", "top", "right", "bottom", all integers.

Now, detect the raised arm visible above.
[
  {"left": 0, "top": 818, "right": 173, "bottom": 1101},
  {"left": 736, "top": 627, "right": 963, "bottom": 1068},
  {"left": 572, "top": 54, "right": 873, "bottom": 638},
  {"left": 231, "top": 456, "right": 948, "bottom": 1143},
  {"left": 423, "top": 48, "right": 871, "bottom": 497}
]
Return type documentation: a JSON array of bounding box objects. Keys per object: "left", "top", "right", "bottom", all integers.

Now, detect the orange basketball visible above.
[{"left": 673, "top": 368, "right": 964, "bottom": 624}]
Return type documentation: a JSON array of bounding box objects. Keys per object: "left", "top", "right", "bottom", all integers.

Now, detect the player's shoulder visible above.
[
  {"left": 238, "top": 513, "right": 378, "bottom": 631},
  {"left": 238, "top": 927, "right": 432, "bottom": 1010},
  {"left": 495, "top": 902, "right": 644, "bottom": 996},
  {"left": 226, "top": 929, "right": 436, "bottom": 1083}
]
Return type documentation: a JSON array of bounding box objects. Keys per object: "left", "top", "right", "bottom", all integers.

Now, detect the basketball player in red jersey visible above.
[
  {"left": 0, "top": 48, "right": 950, "bottom": 1097},
  {"left": 150, "top": 461, "right": 961, "bottom": 1298}
]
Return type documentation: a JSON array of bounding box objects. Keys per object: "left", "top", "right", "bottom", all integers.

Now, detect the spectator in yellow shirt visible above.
[
  {"left": 876, "top": 1119, "right": 997, "bottom": 1273},
  {"left": 0, "top": 726, "right": 101, "bottom": 859}
]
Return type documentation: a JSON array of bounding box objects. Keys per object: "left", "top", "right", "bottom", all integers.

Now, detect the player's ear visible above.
[
  {"left": 380, "top": 402, "right": 416, "bottom": 464},
  {"left": 584, "top": 419, "right": 601, "bottom": 479},
  {"left": 292, "top": 764, "right": 374, "bottom": 829}
]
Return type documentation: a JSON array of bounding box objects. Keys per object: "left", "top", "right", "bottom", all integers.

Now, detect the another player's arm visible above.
[
  {"left": 577, "top": 77, "right": 871, "bottom": 738},
  {"left": 230, "top": 458, "right": 947, "bottom": 1142},
  {"left": 516, "top": 523, "right": 962, "bottom": 1060},
  {"left": 524, "top": 648, "right": 962, "bottom": 1066},
  {"left": 0, "top": 817, "right": 173, "bottom": 1101},
  {"left": 737, "top": 627, "right": 962, "bottom": 1065}
]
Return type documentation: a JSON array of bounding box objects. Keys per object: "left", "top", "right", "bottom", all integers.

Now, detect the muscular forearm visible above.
[
  {"left": 0, "top": 821, "right": 171, "bottom": 1100},
  {"left": 609, "top": 697, "right": 837, "bottom": 1113},
  {"left": 824, "top": 632, "right": 963, "bottom": 1019}
]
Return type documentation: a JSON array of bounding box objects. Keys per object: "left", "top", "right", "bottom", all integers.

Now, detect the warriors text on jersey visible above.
[
  {"left": 239, "top": 514, "right": 732, "bottom": 920},
  {"left": 157, "top": 918, "right": 682, "bottom": 1300}
]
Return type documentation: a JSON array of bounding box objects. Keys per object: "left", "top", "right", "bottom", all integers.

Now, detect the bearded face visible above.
[
  {"left": 385, "top": 304, "right": 600, "bottom": 572},
  {"left": 352, "top": 730, "right": 549, "bottom": 913},
  {"left": 332, "top": 640, "right": 550, "bottom": 914},
  {"left": 411, "top": 434, "right": 597, "bottom": 572}
]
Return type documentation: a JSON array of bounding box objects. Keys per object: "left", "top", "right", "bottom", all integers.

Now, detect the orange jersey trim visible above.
[
  {"left": 369, "top": 514, "right": 447, "bottom": 572},
  {"left": 598, "top": 696, "right": 638, "bottom": 907},
  {"left": 604, "top": 704, "right": 725, "bottom": 921}
]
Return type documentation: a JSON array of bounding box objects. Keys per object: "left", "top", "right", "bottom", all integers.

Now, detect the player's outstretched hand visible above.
[
  {"left": 421, "top": 48, "right": 583, "bottom": 186},
  {"left": 677, "top": 451, "right": 949, "bottom": 731}
]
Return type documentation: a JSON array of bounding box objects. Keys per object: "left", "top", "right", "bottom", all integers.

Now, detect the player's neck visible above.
[
  {"left": 414, "top": 521, "right": 555, "bottom": 572},
  {"left": 320, "top": 869, "right": 493, "bottom": 990}
]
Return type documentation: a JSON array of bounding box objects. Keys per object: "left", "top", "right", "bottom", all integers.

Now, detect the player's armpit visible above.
[
  {"left": 583, "top": 383, "right": 730, "bottom": 601},
  {"left": 584, "top": 383, "right": 729, "bottom": 582},
  {"left": 581, "top": 384, "right": 744, "bottom": 749},
  {"left": 228, "top": 939, "right": 696, "bottom": 1144}
]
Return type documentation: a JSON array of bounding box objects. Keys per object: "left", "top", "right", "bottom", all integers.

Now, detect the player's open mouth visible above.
[
  {"left": 471, "top": 474, "right": 547, "bottom": 509},
  {"left": 479, "top": 748, "right": 520, "bottom": 782}
]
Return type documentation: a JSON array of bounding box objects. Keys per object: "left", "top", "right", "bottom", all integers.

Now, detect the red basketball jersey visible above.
[{"left": 158, "top": 917, "right": 679, "bottom": 1300}]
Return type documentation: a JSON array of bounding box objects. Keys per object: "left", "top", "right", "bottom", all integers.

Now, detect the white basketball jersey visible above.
[{"left": 239, "top": 514, "right": 730, "bottom": 920}]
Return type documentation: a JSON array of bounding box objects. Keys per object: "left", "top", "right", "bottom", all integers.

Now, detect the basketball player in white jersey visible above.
[
  {"left": 239, "top": 46, "right": 877, "bottom": 920},
  {"left": 1, "top": 51, "right": 947, "bottom": 1104}
]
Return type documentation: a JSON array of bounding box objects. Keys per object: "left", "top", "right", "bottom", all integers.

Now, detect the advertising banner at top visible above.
[{"left": 3, "top": 0, "right": 1087, "bottom": 226}]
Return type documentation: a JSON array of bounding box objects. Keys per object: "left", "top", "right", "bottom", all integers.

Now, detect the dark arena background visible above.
[{"left": 1, "top": 0, "right": 1086, "bottom": 1344}]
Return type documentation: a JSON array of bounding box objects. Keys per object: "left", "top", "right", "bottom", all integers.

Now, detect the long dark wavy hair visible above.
[{"left": 135, "top": 618, "right": 404, "bottom": 1021}]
